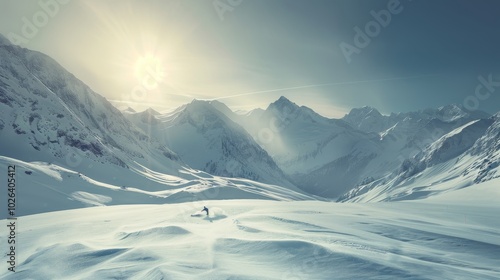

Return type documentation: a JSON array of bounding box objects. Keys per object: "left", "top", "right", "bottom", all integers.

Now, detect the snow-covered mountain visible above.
[
  {"left": 343, "top": 104, "right": 489, "bottom": 134},
  {"left": 417, "top": 119, "right": 493, "bottom": 166},
  {"left": 0, "top": 34, "right": 181, "bottom": 180},
  {"left": 120, "top": 95, "right": 497, "bottom": 200},
  {"left": 126, "top": 100, "right": 299, "bottom": 190},
  {"left": 1, "top": 31, "right": 498, "bottom": 207},
  {"left": 342, "top": 104, "right": 491, "bottom": 163},
  {"left": 1, "top": 32, "right": 500, "bottom": 280},
  {"left": 342, "top": 106, "right": 391, "bottom": 133},
  {"left": 0, "top": 34, "right": 312, "bottom": 215},
  {"left": 228, "top": 96, "right": 382, "bottom": 197},
  {"left": 226, "top": 97, "right": 494, "bottom": 198},
  {"left": 339, "top": 114, "right": 500, "bottom": 202}
]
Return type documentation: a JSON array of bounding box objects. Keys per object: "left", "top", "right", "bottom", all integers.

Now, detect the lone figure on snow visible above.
[{"left": 201, "top": 206, "right": 209, "bottom": 216}]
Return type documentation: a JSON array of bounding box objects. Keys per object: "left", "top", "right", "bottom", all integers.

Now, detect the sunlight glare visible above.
[{"left": 134, "top": 53, "right": 166, "bottom": 90}]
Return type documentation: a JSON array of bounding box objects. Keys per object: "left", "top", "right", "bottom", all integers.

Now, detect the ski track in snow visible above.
[{"left": 1, "top": 200, "right": 499, "bottom": 280}]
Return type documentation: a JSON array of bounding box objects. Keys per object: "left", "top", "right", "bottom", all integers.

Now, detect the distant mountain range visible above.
[
  {"left": 1, "top": 32, "right": 498, "bottom": 211},
  {"left": 124, "top": 94, "right": 498, "bottom": 201},
  {"left": 125, "top": 99, "right": 298, "bottom": 190}
]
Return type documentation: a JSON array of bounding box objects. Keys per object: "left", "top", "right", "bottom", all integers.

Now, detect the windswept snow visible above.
[{"left": 1, "top": 197, "right": 499, "bottom": 279}]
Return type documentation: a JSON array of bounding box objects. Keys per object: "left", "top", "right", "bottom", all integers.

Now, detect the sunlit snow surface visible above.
[
  {"left": 0, "top": 156, "right": 314, "bottom": 217},
  {"left": 1, "top": 185, "right": 499, "bottom": 279},
  {"left": 0, "top": 156, "right": 498, "bottom": 279}
]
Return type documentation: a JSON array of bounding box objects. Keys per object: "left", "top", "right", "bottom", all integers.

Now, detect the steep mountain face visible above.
[
  {"left": 468, "top": 113, "right": 500, "bottom": 157},
  {"left": 229, "top": 96, "right": 381, "bottom": 197},
  {"left": 343, "top": 105, "right": 490, "bottom": 158},
  {"left": 339, "top": 115, "right": 499, "bottom": 202},
  {"left": 343, "top": 105, "right": 490, "bottom": 160},
  {"left": 465, "top": 113, "right": 500, "bottom": 183},
  {"left": 343, "top": 104, "right": 490, "bottom": 166},
  {"left": 126, "top": 100, "right": 299, "bottom": 189},
  {"left": 393, "top": 118, "right": 494, "bottom": 183},
  {"left": 0, "top": 35, "right": 181, "bottom": 183},
  {"left": 418, "top": 119, "right": 494, "bottom": 166},
  {"left": 242, "top": 97, "right": 371, "bottom": 174}
]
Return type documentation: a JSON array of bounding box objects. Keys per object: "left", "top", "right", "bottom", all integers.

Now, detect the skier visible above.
[{"left": 201, "top": 206, "right": 209, "bottom": 216}]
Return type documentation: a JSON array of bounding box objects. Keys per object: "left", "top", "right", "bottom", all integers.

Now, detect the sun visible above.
[{"left": 134, "top": 54, "right": 166, "bottom": 90}]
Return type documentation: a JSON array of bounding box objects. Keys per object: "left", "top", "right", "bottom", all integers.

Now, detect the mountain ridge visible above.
[
  {"left": 1, "top": 39, "right": 498, "bottom": 204},
  {"left": 125, "top": 99, "right": 301, "bottom": 191},
  {"left": 202, "top": 96, "right": 496, "bottom": 199}
]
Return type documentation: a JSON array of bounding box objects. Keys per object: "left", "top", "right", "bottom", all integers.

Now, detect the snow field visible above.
[{"left": 1, "top": 199, "right": 499, "bottom": 279}]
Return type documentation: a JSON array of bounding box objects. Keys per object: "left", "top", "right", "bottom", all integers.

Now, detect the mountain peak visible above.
[
  {"left": 342, "top": 106, "right": 388, "bottom": 133},
  {"left": 275, "top": 96, "right": 295, "bottom": 106},
  {"left": 181, "top": 99, "right": 223, "bottom": 123},
  {"left": 268, "top": 96, "right": 299, "bottom": 112},
  {"left": 209, "top": 100, "right": 231, "bottom": 111},
  {"left": 277, "top": 95, "right": 291, "bottom": 102},
  {"left": 141, "top": 107, "right": 161, "bottom": 116},
  {"left": 344, "top": 106, "right": 382, "bottom": 119},
  {"left": 185, "top": 99, "right": 215, "bottom": 112},
  {"left": 189, "top": 99, "right": 210, "bottom": 106},
  {"left": 438, "top": 104, "right": 465, "bottom": 114},
  {"left": 434, "top": 103, "right": 490, "bottom": 122},
  {"left": 122, "top": 107, "right": 136, "bottom": 113}
]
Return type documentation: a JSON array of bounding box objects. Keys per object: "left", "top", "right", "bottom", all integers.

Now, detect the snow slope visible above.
[
  {"left": 1, "top": 195, "right": 499, "bottom": 279},
  {"left": 0, "top": 155, "right": 314, "bottom": 217}
]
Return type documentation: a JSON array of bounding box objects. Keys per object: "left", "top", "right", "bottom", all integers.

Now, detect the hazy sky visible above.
[{"left": 1, "top": 0, "right": 500, "bottom": 117}]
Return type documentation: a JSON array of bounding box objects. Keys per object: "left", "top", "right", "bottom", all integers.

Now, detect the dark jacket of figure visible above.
[{"left": 202, "top": 206, "right": 209, "bottom": 216}]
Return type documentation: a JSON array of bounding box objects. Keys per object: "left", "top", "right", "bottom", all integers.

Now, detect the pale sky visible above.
[{"left": 1, "top": 0, "right": 499, "bottom": 118}]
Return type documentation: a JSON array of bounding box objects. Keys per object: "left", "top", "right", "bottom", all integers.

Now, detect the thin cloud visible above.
[{"left": 208, "top": 73, "right": 443, "bottom": 101}]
